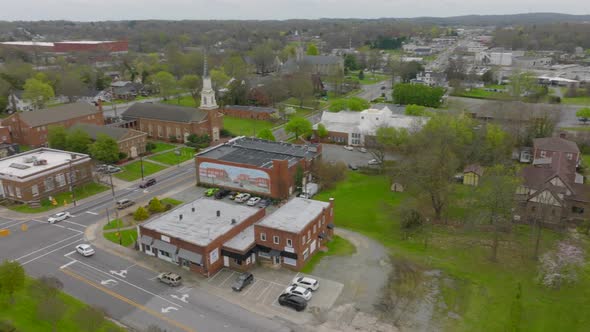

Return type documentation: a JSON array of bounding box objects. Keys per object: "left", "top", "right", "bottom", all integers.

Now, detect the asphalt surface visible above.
[{"left": 0, "top": 163, "right": 290, "bottom": 332}]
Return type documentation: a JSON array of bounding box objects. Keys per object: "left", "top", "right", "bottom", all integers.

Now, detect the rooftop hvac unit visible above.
[
  {"left": 23, "top": 156, "right": 36, "bottom": 163},
  {"left": 33, "top": 159, "right": 47, "bottom": 166}
]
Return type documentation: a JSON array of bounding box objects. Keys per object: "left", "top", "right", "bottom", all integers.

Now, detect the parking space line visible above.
[
  {"left": 61, "top": 220, "right": 87, "bottom": 228},
  {"left": 240, "top": 280, "right": 259, "bottom": 297},
  {"left": 20, "top": 237, "right": 85, "bottom": 265},
  {"left": 218, "top": 271, "right": 236, "bottom": 287},
  {"left": 252, "top": 276, "right": 290, "bottom": 288},
  {"left": 0, "top": 219, "right": 24, "bottom": 228},
  {"left": 207, "top": 269, "right": 225, "bottom": 283},
  {"left": 60, "top": 260, "right": 77, "bottom": 269},
  {"left": 14, "top": 233, "right": 83, "bottom": 262},
  {"left": 85, "top": 211, "right": 99, "bottom": 215},
  {"left": 72, "top": 259, "right": 183, "bottom": 308},
  {"left": 61, "top": 268, "right": 195, "bottom": 332}
]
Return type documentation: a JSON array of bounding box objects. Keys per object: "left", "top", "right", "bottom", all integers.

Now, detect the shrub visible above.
[
  {"left": 164, "top": 203, "right": 173, "bottom": 211},
  {"left": 220, "top": 128, "right": 233, "bottom": 137},
  {"left": 133, "top": 206, "right": 149, "bottom": 221},
  {"left": 148, "top": 197, "right": 164, "bottom": 213},
  {"left": 118, "top": 152, "right": 128, "bottom": 161},
  {"left": 169, "top": 135, "right": 177, "bottom": 143},
  {"left": 145, "top": 142, "right": 157, "bottom": 152}
]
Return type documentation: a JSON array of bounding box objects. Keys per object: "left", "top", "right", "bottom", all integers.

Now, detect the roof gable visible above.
[
  {"left": 533, "top": 137, "right": 580, "bottom": 154},
  {"left": 123, "top": 103, "right": 209, "bottom": 123},
  {"left": 18, "top": 103, "right": 100, "bottom": 127}
]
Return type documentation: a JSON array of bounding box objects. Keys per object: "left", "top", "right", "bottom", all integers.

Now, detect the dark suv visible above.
[
  {"left": 140, "top": 178, "right": 156, "bottom": 188},
  {"left": 278, "top": 293, "right": 307, "bottom": 312},
  {"left": 231, "top": 272, "right": 254, "bottom": 292},
  {"left": 215, "top": 189, "right": 231, "bottom": 199}
]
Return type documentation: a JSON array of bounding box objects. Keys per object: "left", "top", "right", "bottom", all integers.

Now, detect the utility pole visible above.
[
  {"left": 175, "top": 148, "right": 181, "bottom": 168},
  {"left": 68, "top": 159, "right": 77, "bottom": 207},
  {"left": 111, "top": 86, "right": 118, "bottom": 118},
  {"left": 140, "top": 155, "right": 145, "bottom": 180},
  {"left": 108, "top": 172, "right": 119, "bottom": 219}
]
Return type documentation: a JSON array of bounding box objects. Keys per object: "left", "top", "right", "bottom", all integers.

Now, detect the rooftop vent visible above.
[
  {"left": 23, "top": 156, "right": 36, "bottom": 163},
  {"left": 192, "top": 207, "right": 195, "bottom": 213},
  {"left": 33, "top": 159, "right": 47, "bottom": 166},
  {"left": 231, "top": 219, "right": 236, "bottom": 225},
  {"left": 179, "top": 214, "right": 183, "bottom": 221},
  {"left": 9, "top": 163, "right": 30, "bottom": 170},
  {"left": 216, "top": 210, "right": 220, "bottom": 217}
]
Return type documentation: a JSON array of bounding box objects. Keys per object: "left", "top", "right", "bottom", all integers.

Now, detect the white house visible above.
[
  {"left": 5, "top": 91, "right": 34, "bottom": 112},
  {"left": 314, "top": 107, "right": 427, "bottom": 146},
  {"left": 411, "top": 70, "right": 447, "bottom": 87}
]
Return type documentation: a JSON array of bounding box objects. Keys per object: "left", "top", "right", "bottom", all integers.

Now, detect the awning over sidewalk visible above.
[
  {"left": 269, "top": 249, "right": 281, "bottom": 257},
  {"left": 327, "top": 223, "right": 335, "bottom": 230},
  {"left": 152, "top": 239, "right": 177, "bottom": 254},
  {"left": 177, "top": 248, "right": 203, "bottom": 264},
  {"left": 140, "top": 235, "right": 154, "bottom": 246}
]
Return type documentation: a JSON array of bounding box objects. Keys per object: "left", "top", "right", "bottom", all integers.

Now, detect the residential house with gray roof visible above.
[{"left": 69, "top": 123, "right": 147, "bottom": 158}]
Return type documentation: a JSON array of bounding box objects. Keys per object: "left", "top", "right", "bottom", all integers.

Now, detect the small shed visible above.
[
  {"left": 391, "top": 181, "right": 405, "bottom": 192},
  {"left": 463, "top": 164, "right": 484, "bottom": 186}
]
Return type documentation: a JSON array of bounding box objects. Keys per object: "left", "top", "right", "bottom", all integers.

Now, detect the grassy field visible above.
[
  {"left": 0, "top": 279, "right": 124, "bottom": 332},
  {"left": 114, "top": 160, "right": 167, "bottom": 182},
  {"left": 7, "top": 182, "right": 109, "bottom": 213},
  {"left": 148, "top": 147, "right": 195, "bottom": 165},
  {"left": 560, "top": 126, "right": 590, "bottom": 132},
  {"left": 562, "top": 95, "right": 590, "bottom": 106},
  {"left": 148, "top": 141, "right": 176, "bottom": 153},
  {"left": 223, "top": 116, "right": 275, "bottom": 137},
  {"left": 315, "top": 172, "right": 590, "bottom": 332},
  {"left": 161, "top": 95, "right": 198, "bottom": 107},
  {"left": 104, "top": 229, "right": 138, "bottom": 247},
  {"left": 301, "top": 235, "right": 356, "bottom": 273},
  {"left": 456, "top": 88, "right": 510, "bottom": 100},
  {"left": 161, "top": 197, "right": 183, "bottom": 206},
  {"left": 102, "top": 218, "right": 126, "bottom": 231},
  {"left": 347, "top": 70, "right": 389, "bottom": 85}
]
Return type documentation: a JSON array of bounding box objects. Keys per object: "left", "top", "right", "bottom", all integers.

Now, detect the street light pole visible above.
[
  {"left": 140, "top": 155, "right": 145, "bottom": 181},
  {"left": 68, "top": 159, "right": 77, "bottom": 207},
  {"left": 108, "top": 172, "right": 119, "bottom": 219}
]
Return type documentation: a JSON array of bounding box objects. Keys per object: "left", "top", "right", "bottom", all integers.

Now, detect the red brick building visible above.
[
  {"left": 196, "top": 137, "right": 322, "bottom": 200},
  {"left": 1, "top": 103, "right": 104, "bottom": 147},
  {"left": 222, "top": 105, "right": 277, "bottom": 120},
  {"left": 122, "top": 103, "right": 223, "bottom": 143}
]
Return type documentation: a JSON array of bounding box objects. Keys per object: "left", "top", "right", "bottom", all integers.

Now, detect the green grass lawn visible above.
[
  {"left": 6, "top": 182, "right": 109, "bottom": 213},
  {"left": 148, "top": 147, "right": 195, "bottom": 165},
  {"left": 583, "top": 154, "right": 590, "bottom": 177},
  {"left": 559, "top": 126, "right": 590, "bottom": 132},
  {"left": 347, "top": 70, "right": 389, "bottom": 85},
  {"left": 562, "top": 95, "right": 590, "bottom": 106},
  {"left": 148, "top": 141, "right": 176, "bottom": 153},
  {"left": 102, "top": 218, "right": 128, "bottom": 231},
  {"left": 103, "top": 228, "right": 138, "bottom": 247},
  {"left": 456, "top": 88, "right": 510, "bottom": 100},
  {"left": 315, "top": 172, "right": 590, "bottom": 332},
  {"left": 161, "top": 197, "right": 183, "bottom": 206},
  {"left": 0, "top": 279, "right": 124, "bottom": 332},
  {"left": 161, "top": 95, "right": 199, "bottom": 107},
  {"left": 301, "top": 235, "right": 356, "bottom": 273},
  {"left": 114, "top": 160, "right": 167, "bottom": 182},
  {"left": 223, "top": 116, "right": 275, "bottom": 137}
]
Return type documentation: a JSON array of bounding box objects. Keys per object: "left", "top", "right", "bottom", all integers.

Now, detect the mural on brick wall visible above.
[{"left": 199, "top": 162, "right": 271, "bottom": 194}]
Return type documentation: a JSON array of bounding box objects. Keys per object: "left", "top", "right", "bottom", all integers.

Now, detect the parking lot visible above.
[
  {"left": 207, "top": 267, "right": 343, "bottom": 322},
  {"left": 322, "top": 143, "right": 400, "bottom": 166}
]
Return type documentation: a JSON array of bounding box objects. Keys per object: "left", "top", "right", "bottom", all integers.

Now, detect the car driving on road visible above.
[
  {"left": 139, "top": 178, "right": 157, "bottom": 188},
  {"left": 48, "top": 212, "right": 71, "bottom": 224},
  {"left": 157, "top": 272, "right": 182, "bottom": 286},
  {"left": 75, "top": 244, "right": 95, "bottom": 257}
]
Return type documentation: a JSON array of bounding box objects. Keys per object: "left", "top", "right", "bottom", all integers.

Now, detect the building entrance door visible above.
[{"left": 223, "top": 256, "right": 229, "bottom": 267}]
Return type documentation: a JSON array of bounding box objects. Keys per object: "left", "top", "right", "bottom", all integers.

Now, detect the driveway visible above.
[
  {"left": 322, "top": 144, "right": 399, "bottom": 166},
  {"left": 310, "top": 228, "right": 392, "bottom": 312}
]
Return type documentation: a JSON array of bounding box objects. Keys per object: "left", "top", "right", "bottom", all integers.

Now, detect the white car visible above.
[
  {"left": 292, "top": 276, "right": 320, "bottom": 291},
  {"left": 247, "top": 197, "right": 261, "bottom": 206},
  {"left": 359, "top": 148, "right": 367, "bottom": 153},
  {"left": 283, "top": 285, "right": 312, "bottom": 301},
  {"left": 75, "top": 244, "right": 95, "bottom": 257},
  {"left": 236, "top": 193, "right": 251, "bottom": 203},
  {"left": 368, "top": 159, "right": 381, "bottom": 165},
  {"left": 48, "top": 212, "right": 71, "bottom": 224},
  {"left": 343, "top": 146, "right": 354, "bottom": 151}
]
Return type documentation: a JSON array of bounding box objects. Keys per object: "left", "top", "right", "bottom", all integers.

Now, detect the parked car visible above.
[
  {"left": 231, "top": 272, "right": 254, "bottom": 292},
  {"left": 343, "top": 146, "right": 354, "bottom": 151},
  {"left": 106, "top": 165, "right": 122, "bottom": 173},
  {"left": 116, "top": 198, "right": 135, "bottom": 209},
  {"left": 359, "top": 147, "right": 367, "bottom": 153},
  {"left": 246, "top": 197, "right": 261, "bottom": 206},
  {"left": 348, "top": 163, "right": 359, "bottom": 171},
  {"left": 205, "top": 188, "right": 219, "bottom": 197},
  {"left": 368, "top": 159, "right": 381, "bottom": 165},
  {"left": 236, "top": 193, "right": 251, "bottom": 203},
  {"left": 292, "top": 276, "right": 320, "bottom": 291},
  {"left": 258, "top": 199, "right": 271, "bottom": 208},
  {"left": 140, "top": 178, "right": 157, "bottom": 188},
  {"left": 214, "top": 189, "right": 230, "bottom": 199},
  {"left": 75, "top": 244, "right": 95, "bottom": 257},
  {"left": 278, "top": 293, "right": 307, "bottom": 312},
  {"left": 48, "top": 212, "right": 71, "bottom": 224},
  {"left": 228, "top": 192, "right": 239, "bottom": 200},
  {"left": 95, "top": 164, "right": 107, "bottom": 172},
  {"left": 157, "top": 272, "right": 182, "bottom": 287},
  {"left": 283, "top": 285, "right": 312, "bottom": 301}
]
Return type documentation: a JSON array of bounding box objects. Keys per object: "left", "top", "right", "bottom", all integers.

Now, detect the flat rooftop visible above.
[
  {"left": 0, "top": 148, "right": 90, "bottom": 180},
  {"left": 197, "top": 136, "right": 320, "bottom": 169},
  {"left": 257, "top": 197, "right": 330, "bottom": 234},
  {"left": 1, "top": 41, "right": 54, "bottom": 47},
  {"left": 223, "top": 225, "right": 255, "bottom": 252},
  {"left": 142, "top": 199, "right": 261, "bottom": 247}
]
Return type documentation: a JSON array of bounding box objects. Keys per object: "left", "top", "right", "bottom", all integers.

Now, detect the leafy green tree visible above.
[
  {"left": 0, "top": 260, "right": 25, "bottom": 303},
  {"left": 152, "top": 71, "right": 177, "bottom": 100},
  {"left": 508, "top": 71, "right": 536, "bottom": 100},
  {"left": 358, "top": 70, "right": 365, "bottom": 80},
  {"left": 482, "top": 124, "right": 512, "bottom": 165},
  {"left": 134, "top": 206, "right": 150, "bottom": 221},
  {"left": 344, "top": 54, "right": 358, "bottom": 71},
  {"left": 148, "top": 197, "right": 164, "bottom": 213},
  {"left": 179, "top": 74, "right": 201, "bottom": 106},
  {"left": 405, "top": 104, "right": 427, "bottom": 116},
  {"left": 65, "top": 129, "right": 92, "bottom": 154},
  {"left": 393, "top": 83, "right": 445, "bottom": 108},
  {"left": 210, "top": 68, "right": 230, "bottom": 90},
  {"left": 329, "top": 97, "right": 370, "bottom": 112},
  {"left": 285, "top": 116, "right": 312, "bottom": 140},
  {"left": 317, "top": 123, "right": 328, "bottom": 138},
  {"left": 48, "top": 126, "right": 68, "bottom": 150},
  {"left": 306, "top": 43, "right": 319, "bottom": 56},
  {"left": 23, "top": 78, "right": 54, "bottom": 109},
  {"left": 89, "top": 134, "right": 120, "bottom": 163},
  {"left": 250, "top": 43, "right": 275, "bottom": 74},
  {"left": 257, "top": 128, "right": 276, "bottom": 141},
  {"left": 576, "top": 107, "right": 590, "bottom": 124}
]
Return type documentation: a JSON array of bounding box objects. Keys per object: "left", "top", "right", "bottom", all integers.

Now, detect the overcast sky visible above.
[{"left": 2, "top": 0, "right": 588, "bottom": 21}]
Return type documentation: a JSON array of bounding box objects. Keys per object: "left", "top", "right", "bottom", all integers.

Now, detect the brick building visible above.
[
  {"left": 122, "top": 103, "right": 222, "bottom": 143},
  {"left": 196, "top": 137, "right": 322, "bottom": 200},
  {"left": 137, "top": 197, "right": 335, "bottom": 276},
  {"left": 0, "top": 148, "right": 92, "bottom": 204},
  {"left": 69, "top": 124, "right": 147, "bottom": 158},
  {"left": 1, "top": 103, "right": 104, "bottom": 147},
  {"left": 222, "top": 105, "right": 277, "bottom": 120}
]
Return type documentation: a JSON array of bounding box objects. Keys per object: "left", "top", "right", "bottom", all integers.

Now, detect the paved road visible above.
[{"left": 0, "top": 163, "right": 290, "bottom": 332}]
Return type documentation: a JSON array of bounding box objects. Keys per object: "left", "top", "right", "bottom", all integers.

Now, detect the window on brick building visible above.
[
  {"left": 260, "top": 233, "right": 266, "bottom": 241},
  {"left": 302, "top": 235, "right": 306, "bottom": 244},
  {"left": 287, "top": 239, "right": 292, "bottom": 247},
  {"left": 31, "top": 185, "right": 39, "bottom": 197},
  {"left": 45, "top": 177, "right": 54, "bottom": 192},
  {"left": 307, "top": 231, "right": 311, "bottom": 242},
  {"left": 273, "top": 236, "right": 280, "bottom": 244},
  {"left": 540, "top": 150, "right": 546, "bottom": 158},
  {"left": 567, "top": 153, "right": 573, "bottom": 160},
  {"left": 313, "top": 225, "right": 316, "bottom": 234},
  {"left": 15, "top": 187, "right": 21, "bottom": 198}
]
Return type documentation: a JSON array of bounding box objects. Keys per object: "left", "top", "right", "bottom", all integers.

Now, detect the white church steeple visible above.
[{"left": 200, "top": 55, "right": 218, "bottom": 110}]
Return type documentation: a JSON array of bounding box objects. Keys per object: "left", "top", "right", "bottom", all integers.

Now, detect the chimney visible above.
[
  {"left": 559, "top": 132, "right": 566, "bottom": 139},
  {"left": 216, "top": 210, "right": 220, "bottom": 217},
  {"left": 179, "top": 214, "right": 183, "bottom": 221}
]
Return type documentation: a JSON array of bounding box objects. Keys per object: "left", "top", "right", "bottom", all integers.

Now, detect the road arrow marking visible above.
[
  {"left": 161, "top": 306, "right": 179, "bottom": 314},
  {"left": 110, "top": 270, "right": 127, "bottom": 278},
  {"left": 170, "top": 294, "right": 189, "bottom": 303},
  {"left": 100, "top": 279, "right": 118, "bottom": 286}
]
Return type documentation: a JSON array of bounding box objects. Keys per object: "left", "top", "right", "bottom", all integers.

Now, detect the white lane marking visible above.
[
  {"left": 67, "top": 227, "right": 84, "bottom": 234},
  {"left": 61, "top": 220, "right": 87, "bottom": 228},
  {"left": 0, "top": 219, "right": 23, "bottom": 228},
  {"left": 110, "top": 270, "right": 128, "bottom": 278},
  {"left": 161, "top": 307, "right": 179, "bottom": 314},
  {"left": 124, "top": 263, "right": 137, "bottom": 270},
  {"left": 64, "top": 251, "right": 76, "bottom": 257},
  {"left": 4, "top": 219, "right": 33, "bottom": 229},
  {"left": 170, "top": 294, "right": 189, "bottom": 303},
  {"left": 21, "top": 237, "right": 84, "bottom": 265},
  {"left": 14, "top": 233, "right": 83, "bottom": 261},
  {"left": 60, "top": 260, "right": 78, "bottom": 269},
  {"left": 100, "top": 279, "right": 118, "bottom": 286},
  {"left": 85, "top": 211, "right": 99, "bottom": 215},
  {"left": 71, "top": 259, "right": 183, "bottom": 308}
]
